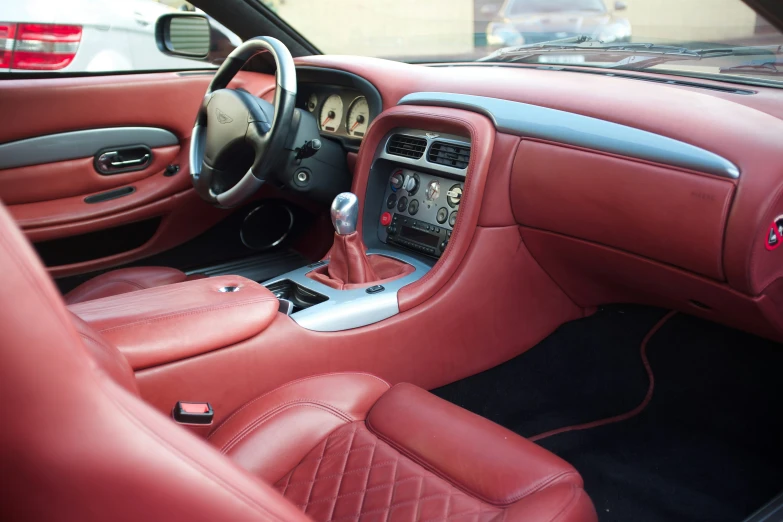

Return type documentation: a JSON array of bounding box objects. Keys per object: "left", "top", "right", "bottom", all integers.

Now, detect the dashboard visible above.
[{"left": 288, "top": 56, "right": 783, "bottom": 344}]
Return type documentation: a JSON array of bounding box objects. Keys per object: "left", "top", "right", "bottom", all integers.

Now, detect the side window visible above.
[{"left": 0, "top": 1, "right": 239, "bottom": 74}]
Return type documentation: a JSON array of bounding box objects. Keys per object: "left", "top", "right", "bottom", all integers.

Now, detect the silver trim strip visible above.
[
  {"left": 378, "top": 129, "right": 471, "bottom": 178},
  {"left": 399, "top": 92, "right": 740, "bottom": 179},
  {"left": 0, "top": 127, "right": 179, "bottom": 170},
  {"left": 263, "top": 249, "right": 431, "bottom": 332},
  {"left": 15, "top": 40, "right": 79, "bottom": 53}
]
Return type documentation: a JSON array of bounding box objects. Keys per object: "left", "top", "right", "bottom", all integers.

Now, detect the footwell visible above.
[{"left": 433, "top": 305, "right": 783, "bottom": 522}]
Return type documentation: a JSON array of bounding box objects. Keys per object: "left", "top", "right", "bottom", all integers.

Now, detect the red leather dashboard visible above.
[
  {"left": 289, "top": 56, "right": 783, "bottom": 342},
  {"left": 510, "top": 140, "right": 735, "bottom": 280}
]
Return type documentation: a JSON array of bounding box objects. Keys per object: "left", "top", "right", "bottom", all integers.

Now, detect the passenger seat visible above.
[{"left": 0, "top": 198, "right": 597, "bottom": 522}]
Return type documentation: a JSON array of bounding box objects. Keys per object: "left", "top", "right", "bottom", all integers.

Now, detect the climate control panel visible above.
[{"left": 378, "top": 167, "right": 463, "bottom": 258}]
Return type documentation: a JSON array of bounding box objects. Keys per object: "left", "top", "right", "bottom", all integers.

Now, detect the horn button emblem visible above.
[{"left": 216, "top": 107, "right": 233, "bottom": 124}]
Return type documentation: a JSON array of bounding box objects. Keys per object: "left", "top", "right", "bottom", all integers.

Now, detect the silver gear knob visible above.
[{"left": 330, "top": 192, "right": 359, "bottom": 235}]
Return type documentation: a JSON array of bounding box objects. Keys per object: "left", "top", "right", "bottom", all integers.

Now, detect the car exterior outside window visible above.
[
  {"left": 260, "top": 0, "right": 783, "bottom": 87},
  {"left": 0, "top": 0, "right": 239, "bottom": 73}
]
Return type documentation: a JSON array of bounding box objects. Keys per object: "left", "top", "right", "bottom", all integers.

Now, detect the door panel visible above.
[
  {"left": 0, "top": 70, "right": 277, "bottom": 276},
  {"left": 0, "top": 145, "right": 179, "bottom": 205}
]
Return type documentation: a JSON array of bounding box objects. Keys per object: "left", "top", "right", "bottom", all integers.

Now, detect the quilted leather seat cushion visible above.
[{"left": 209, "top": 373, "right": 597, "bottom": 522}]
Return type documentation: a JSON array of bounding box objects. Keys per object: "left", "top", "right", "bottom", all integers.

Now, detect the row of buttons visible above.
[{"left": 394, "top": 238, "right": 437, "bottom": 255}]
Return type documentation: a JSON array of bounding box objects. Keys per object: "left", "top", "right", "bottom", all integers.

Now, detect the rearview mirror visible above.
[
  {"left": 156, "top": 13, "right": 211, "bottom": 59},
  {"left": 614, "top": 1, "right": 628, "bottom": 10}
]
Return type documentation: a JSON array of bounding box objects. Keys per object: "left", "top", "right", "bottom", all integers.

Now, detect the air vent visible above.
[
  {"left": 386, "top": 134, "right": 427, "bottom": 159},
  {"left": 427, "top": 141, "right": 470, "bottom": 169}
]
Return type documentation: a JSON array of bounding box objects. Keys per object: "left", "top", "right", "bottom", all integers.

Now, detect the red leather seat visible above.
[
  {"left": 210, "top": 373, "right": 597, "bottom": 522},
  {"left": 63, "top": 266, "right": 201, "bottom": 304},
  {"left": 0, "top": 199, "right": 596, "bottom": 522}
]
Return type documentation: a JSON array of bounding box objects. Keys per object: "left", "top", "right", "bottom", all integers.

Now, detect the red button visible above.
[
  {"left": 180, "top": 403, "right": 209, "bottom": 414},
  {"left": 380, "top": 212, "right": 392, "bottom": 226}
]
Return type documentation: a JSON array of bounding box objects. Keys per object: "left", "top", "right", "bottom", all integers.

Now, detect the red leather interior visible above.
[
  {"left": 295, "top": 56, "right": 783, "bottom": 300},
  {"left": 209, "top": 374, "right": 596, "bottom": 522},
  {"left": 0, "top": 145, "right": 180, "bottom": 205},
  {"left": 511, "top": 140, "right": 735, "bottom": 280},
  {"left": 520, "top": 227, "right": 783, "bottom": 342},
  {"left": 350, "top": 106, "right": 496, "bottom": 312},
  {"left": 0, "top": 71, "right": 278, "bottom": 276},
  {"left": 63, "top": 266, "right": 189, "bottom": 304},
  {"left": 0, "top": 198, "right": 317, "bottom": 522},
  {"left": 209, "top": 373, "right": 391, "bottom": 482},
  {"left": 69, "top": 275, "right": 279, "bottom": 370},
  {"left": 308, "top": 255, "right": 414, "bottom": 290},
  {"left": 321, "top": 232, "right": 380, "bottom": 283},
  {"left": 136, "top": 226, "right": 584, "bottom": 428},
  {"left": 0, "top": 192, "right": 596, "bottom": 521},
  {"left": 307, "top": 231, "right": 414, "bottom": 289}
]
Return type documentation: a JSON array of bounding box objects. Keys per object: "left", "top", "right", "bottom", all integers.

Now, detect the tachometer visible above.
[
  {"left": 346, "top": 96, "right": 369, "bottom": 137},
  {"left": 319, "top": 94, "right": 343, "bottom": 133}
]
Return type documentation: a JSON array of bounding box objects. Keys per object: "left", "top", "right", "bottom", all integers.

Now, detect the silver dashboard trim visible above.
[
  {"left": 398, "top": 92, "right": 740, "bottom": 179},
  {"left": 379, "top": 128, "right": 471, "bottom": 178},
  {"left": 0, "top": 127, "right": 179, "bottom": 170},
  {"left": 262, "top": 249, "right": 431, "bottom": 332}
]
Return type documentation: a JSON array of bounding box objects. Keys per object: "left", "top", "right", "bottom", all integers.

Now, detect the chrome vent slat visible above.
[
  {"left": 427, "top": 141, "right": 470, "bottom": 169},
  {"left": 386, "top": 134, "right": 427, "bottom": 159}
]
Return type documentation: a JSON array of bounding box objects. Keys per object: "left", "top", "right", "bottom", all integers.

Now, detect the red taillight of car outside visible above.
[
  {"left": 5, "top": 23, "right": 82, "bottom": 70},
  {"left": 0, "top": 23, "right": 16, "bottom": 68}
]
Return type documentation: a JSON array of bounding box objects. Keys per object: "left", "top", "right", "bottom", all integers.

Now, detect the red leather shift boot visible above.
[
  {"left": 324, "top": 232, "right": 379, "bottom": 284},
  {"left": 307, "top": 232, "right": 415, "bottom": 290}
]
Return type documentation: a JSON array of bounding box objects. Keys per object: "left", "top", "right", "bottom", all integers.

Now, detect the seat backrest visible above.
[{"left": 0, "top": 201, "right": 311, "bottom": 522}]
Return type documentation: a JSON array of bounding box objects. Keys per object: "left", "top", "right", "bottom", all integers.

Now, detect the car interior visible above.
[{"left": 3, "top": 0, "right": 783, "bottom": 521}]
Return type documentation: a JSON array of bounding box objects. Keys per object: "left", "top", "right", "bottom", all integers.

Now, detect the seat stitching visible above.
[
  {"left": 382, "top": 444, "right": 399, "bottom": 522},
  {"left": 365, "top": 417, "right": 580, "bottom": 506},
  {"left": 322, "top": 492, "right": 480, "bottom": 522},
  {"left": 98, "top": 296, "right": 277, "bottom": 332},
  {"left": 220, "top": 401, "right": 355, "bottom": 454},
  {"left": 318, "top": 422, "right": 356, "bottom": 517},
  {"left": 208, "top": 373, "right": 390, "bottom": 440},
  {"left": 356, "top": 434, "right": 378, "bottom": 519},
  {"left": 283, "top": 459, "right": 400, "bottom": 489}
]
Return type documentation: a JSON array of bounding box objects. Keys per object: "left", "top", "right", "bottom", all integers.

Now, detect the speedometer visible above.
[
  {"left": 346, "top": 96, "right": 369, "bottom": 137},
  {"left": 319, "top": 94, "right": 343, "bottom": 133}
]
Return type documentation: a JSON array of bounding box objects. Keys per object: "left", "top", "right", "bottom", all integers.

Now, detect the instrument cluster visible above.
[{"left": 300, "top": 86, "right": 372, "bottom": 141}]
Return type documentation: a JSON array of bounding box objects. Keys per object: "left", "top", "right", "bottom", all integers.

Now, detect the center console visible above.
[
  {"left": 260, "top": 127, "right": 472, "bottom": 332},
  {"left": 374, "top": 130, "right": 469, "bottom": 259}
]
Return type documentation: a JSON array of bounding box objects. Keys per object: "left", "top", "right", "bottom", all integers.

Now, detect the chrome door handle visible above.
[
  {"left": 95, "top": 146, "right": 153, "bottom": 174},
  {"left": 109, "top": 153, "right": 150, "bottom": 167}
]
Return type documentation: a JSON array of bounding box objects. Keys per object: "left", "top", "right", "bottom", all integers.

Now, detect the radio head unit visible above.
[{"left": 377, "top": 166, "right": 462, "bottom": 259}]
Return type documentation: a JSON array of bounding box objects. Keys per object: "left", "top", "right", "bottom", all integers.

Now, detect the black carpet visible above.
[{"left": 433, "top": 305, "right": 783, "bottom": 522}]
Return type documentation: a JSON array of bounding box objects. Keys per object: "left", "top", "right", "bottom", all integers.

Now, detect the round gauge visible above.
[
  {"left": 425, "top": 180, "right": 441, "bottom": 201},
  {"left": 307, "top": 94, "right": 318, "bottom": 112},
  {"left": 319, "top": 94, "right": 343, "bottom": 133},
  {"left": 346, "top": 97, "right": 369, "bottom": 137}
]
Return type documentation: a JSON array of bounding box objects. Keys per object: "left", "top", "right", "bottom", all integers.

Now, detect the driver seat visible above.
[{"left": 63, "top": 266, "right": 205, "bottom": 305}]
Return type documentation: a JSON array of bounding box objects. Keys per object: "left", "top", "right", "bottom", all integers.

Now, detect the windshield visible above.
[
  {"left": 508, "top": 0, "right": 606, "bottom": 16},
  {"left": 259, "top": 0, "right": 783, "bottom": 87}
]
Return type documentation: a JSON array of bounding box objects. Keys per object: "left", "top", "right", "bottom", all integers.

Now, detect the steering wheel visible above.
[{"left": 190, "top": 37, "right": 296, "bottom": 208}]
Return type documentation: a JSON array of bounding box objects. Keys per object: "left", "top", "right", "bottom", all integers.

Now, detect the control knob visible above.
[
  {"left": 447, "top": 184, "right": 463, "bottom": 208},
  {"left": 390, "top": 170, "right": 404, "bottom": 191},
  {"left": 403, "top": 173, "right": 420, "bottom": 195}
]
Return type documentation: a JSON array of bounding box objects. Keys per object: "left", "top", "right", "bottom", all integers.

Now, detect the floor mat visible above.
[{"left": 432, "top": 305, "right": 783, "bottom": 522}]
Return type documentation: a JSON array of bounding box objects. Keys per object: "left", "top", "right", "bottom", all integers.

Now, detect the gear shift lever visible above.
[
  {"left": 307, "top": 192, "right": 414, "bottom": 290},
  {"left": 330, "top": 192, "right": 359, "bottom": 235}
]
